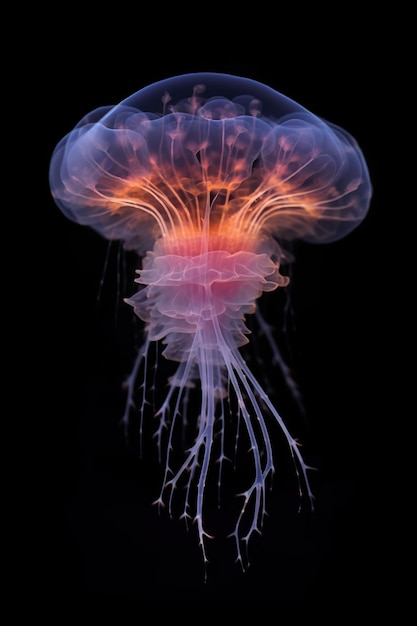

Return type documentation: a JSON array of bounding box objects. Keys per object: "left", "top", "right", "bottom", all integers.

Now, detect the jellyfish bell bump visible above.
[{"left": 49, "top": 72, "right": 372, "bottom": 572}]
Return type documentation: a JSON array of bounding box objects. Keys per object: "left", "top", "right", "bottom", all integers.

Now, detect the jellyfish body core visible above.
[{"left": 50, "top": 73, "right": 372, "bottom": 571}]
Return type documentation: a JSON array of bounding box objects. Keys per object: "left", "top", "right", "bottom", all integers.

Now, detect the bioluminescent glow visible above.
[{"left": 49, "top": 73, "right": 372, "bottom": 574}]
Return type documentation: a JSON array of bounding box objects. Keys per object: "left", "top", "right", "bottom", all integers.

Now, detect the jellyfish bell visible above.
[
  {"left": 49, "top": 72, "right": 372, "bottom": 573},
  {"left": 50, "top": 73, "right": 371, "bottom": 249}
]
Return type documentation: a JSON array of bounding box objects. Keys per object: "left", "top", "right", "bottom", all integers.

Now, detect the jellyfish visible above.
[{"left": 49, "top": 72, "right": 372, "bottom": 573}]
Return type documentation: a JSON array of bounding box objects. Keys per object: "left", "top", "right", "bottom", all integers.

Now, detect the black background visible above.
[{"left": 29, "top": 8, "right": 393, "bottom": 605}]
